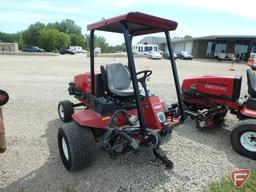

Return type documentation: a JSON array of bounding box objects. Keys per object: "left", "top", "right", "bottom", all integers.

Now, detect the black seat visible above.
[
  {"left": 247, "top": 68, "right": 256, "bottom": 98},
  {"left": 105, "top": 63, "right": 134, "bottom": 97}
]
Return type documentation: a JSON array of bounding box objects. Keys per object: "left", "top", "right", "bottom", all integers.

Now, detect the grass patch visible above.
[{"left": 208, "top": 170, "right": 256, "bottom": 192}]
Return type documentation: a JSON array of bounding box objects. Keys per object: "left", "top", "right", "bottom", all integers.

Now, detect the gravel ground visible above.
[{"left": 0, "top": 54, "right": 255, "bottom": 192}]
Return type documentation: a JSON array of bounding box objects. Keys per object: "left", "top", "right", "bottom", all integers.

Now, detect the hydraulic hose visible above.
[{"left": 100, "top": 109, "right": 161, "bottom": 152}]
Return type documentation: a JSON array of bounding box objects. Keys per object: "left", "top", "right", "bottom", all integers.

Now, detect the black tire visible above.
[
  {"left": 0, "top": 89, "right": 9, "bottom": 106},
  {"left": 230, "top": 119, "right": 256, "bottom": 160},
  {"left": 58, "top": 122, "right": 96, "bottom": 171},
  {"left": 58, "top": 100, "right": 74, "bottom": 122}
]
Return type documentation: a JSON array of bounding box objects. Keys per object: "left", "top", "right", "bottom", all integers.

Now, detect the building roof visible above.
[
  {"left": 137, "top": 35, "right": 256, "bottom": 45},
  {"left": 87, "top": 12, "right": 178, "bottom": 36},
  {"left": 138, "top": 36, "right": 167, "bottom": 44},
  {"left": 194, "top": 35, "right": 256, "bottom": 40}
]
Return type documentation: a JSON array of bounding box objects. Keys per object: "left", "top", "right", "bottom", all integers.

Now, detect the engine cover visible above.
[
  {"left": 74, "top": 72, "right": 104, "bottom": 97},
  {"left": 182, "top": 75, "right": 242, "bottom": 102}
]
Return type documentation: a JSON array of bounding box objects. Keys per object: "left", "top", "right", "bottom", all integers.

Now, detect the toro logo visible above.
[
  {"left": 205, "top": 84, "right": 227, "bottom": 91},
  {"left": 230, "top": 169, "right": 251, "bottom": 188},
  {"left": 153, "top": 104, "right": 162, "bottom": 112}
]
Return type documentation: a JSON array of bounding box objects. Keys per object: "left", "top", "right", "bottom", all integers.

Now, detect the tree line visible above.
[{"left": 0, "top": 19, "right": 126, "bottom": 53}]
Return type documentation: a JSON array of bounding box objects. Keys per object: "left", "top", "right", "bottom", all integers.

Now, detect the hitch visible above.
[{"left": 153, "top": 148, "right": 173, "bottom": 169}]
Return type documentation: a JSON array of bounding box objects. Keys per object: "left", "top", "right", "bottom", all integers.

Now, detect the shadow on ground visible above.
[{"left": 2, "top": 119, "right": 173, "bottom": 192}]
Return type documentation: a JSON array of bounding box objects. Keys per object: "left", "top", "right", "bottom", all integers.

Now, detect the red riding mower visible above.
[
  {"left": 182, "top": 68, "right": 256, "bottom": 160},
  {"left": 57, "top": 12, "right": 185, "bottom": 171}
]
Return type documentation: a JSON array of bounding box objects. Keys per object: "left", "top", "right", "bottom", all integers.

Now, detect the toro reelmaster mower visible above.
[
  {"left": 182, "top": 68, "right": 256, "bottom": 160},
  {"left": 57, "top": 12, "right": 185, "bottom": 171}
]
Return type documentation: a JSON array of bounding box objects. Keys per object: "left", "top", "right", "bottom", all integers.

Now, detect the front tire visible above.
[
  {"left": 231, "top": 119, "right": 256, "bottom": 160},
  {"left": 58, "top": 100, "right": 74, "bottom": 122},
  {"left": 58, "top": 122, "right": 96, "bottom": 171}
]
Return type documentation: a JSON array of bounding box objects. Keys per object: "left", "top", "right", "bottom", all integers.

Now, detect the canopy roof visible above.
[{"left": 87, "top": 12, "right": 178, "bottom": 36}]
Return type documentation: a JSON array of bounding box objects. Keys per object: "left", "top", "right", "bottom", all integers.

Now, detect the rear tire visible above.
[
  {"left": 231, "top": 119, "right": 256, "bottom": 160},
  {"left": 58, "top": 100, "right": 74, "bottom": 122},
  {"left": 58, "top": 122, "right": 96, "bottom": 171}
]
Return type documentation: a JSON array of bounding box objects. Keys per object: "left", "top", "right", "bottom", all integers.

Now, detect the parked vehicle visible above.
[
  {"left": 57, "top": 12, "right": 184, "bottom": 172},
  {"left": 214, "top": 52, "right": 236, "bottom": 62},
  {"left": 22, "top": 46, "right": 43, "bottom": 52},
  {"left": 69, "top": 46, "right": 87, "bottom": 53},
  {"left": 177, "top": 51, "right": 193, "bottom": 60},
  {"left": 132, "top": 44, "right": 159, "bottom": 55},
  {"left": 59, "top": 48, "right": 75, "bottom": 55},
  {"left": 94, "top": 47, "right": 101, "bottom": 54},
  {"left": 248, "top": 53, "right": 256, "bottom": 70},
  {"left": 148, "top": 51, "right": 162, "bottom": 59},
  {"left": 182, "top": 68, "right": 256, "bottom": 160},
  {"left": 163, "top": 51, "right": 177, "bottom": 60}
]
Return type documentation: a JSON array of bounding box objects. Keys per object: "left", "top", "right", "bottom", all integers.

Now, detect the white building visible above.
[
  {"left": 137, "top": 35, "right": 256, "bottom": 60},
  {"left": 0, "top": 42, "right": 18, "bottom": 52}
]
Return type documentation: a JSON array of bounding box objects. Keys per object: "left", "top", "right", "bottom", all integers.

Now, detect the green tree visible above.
[
  {"left": 83, "top": 34, "right": 89, "bottom": 50},
  {"left": 46, "top": 22, "right": 61, "bottom": 30},
  {"left": 56, "top": 32, "right": 70, "bottom": 49},
  {"left": 1, "top": 19, "right": 126, "bottom": 52},
  {"left": 22, "top": 22, "right": 45, "bottom": 47},
  {"left": 59, "top": 19, "right": 82, "bottom": 35},
  {"left": 17, "top": 32, "right": 25, "bottom": 49},
  {"left": 38, "top": 28, "right": 59, "bottom": 51},
  {"left": 69, "top": 33, "right": 83, "bottom": 47},
  {"left": 0, "top": 32, "right": 14, "bottom": 42},
  {"left": 0, "top": 31, "right": 24, "bottom": 49},
  {"left": 94, "top": 35, "right": 108, "bottom": 53}
]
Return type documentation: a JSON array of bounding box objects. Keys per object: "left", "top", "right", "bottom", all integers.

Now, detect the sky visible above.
[{"left": 0, "top": 0, "right": 256, "bottom": 45}]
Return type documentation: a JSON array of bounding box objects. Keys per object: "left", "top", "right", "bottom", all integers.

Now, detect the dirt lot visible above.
[{"left": 0, "top": 54, "right": 255, "bottom": 192}]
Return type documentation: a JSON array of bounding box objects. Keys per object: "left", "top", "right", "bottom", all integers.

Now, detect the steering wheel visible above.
[{"left": 136, "top": 70, "right": 152, "bottom": 83}]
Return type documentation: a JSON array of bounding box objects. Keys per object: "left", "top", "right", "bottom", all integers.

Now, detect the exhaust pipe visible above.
[{"left": 0, "top": 89, "right": 9, "bottom": 153}]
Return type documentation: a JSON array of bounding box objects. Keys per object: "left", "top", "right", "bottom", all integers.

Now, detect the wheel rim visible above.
[
  {"left": 62, "top": 137, "right": 69, "bottom": 160},
  {"left": 240, "top": 131, "right": 256, "bottom": 152},
  {"left": 59, "top": 104, "right": 65, "bottom": 119}
]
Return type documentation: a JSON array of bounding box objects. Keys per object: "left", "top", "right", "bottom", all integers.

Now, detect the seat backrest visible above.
[
  {"left": 247, "top": 68, "right": 256, "bottom": 97},
  {"left": 106, "top": 63, "right": 131, "bottom": 91}
]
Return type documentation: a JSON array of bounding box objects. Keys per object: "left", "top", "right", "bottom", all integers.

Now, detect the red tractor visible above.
[
  {"left": 57, "top": 12, "right": 185, "bottom": 171},
  {"left": 182, "top": 68, "right": 256, "bottom": 160}
]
